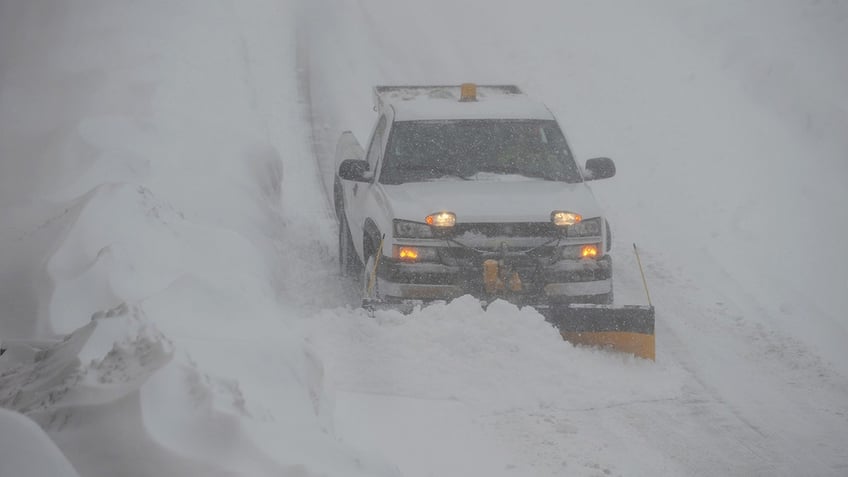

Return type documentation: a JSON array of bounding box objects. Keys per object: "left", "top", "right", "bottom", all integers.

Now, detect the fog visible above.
[{"left": 1, "top": 1, "right": 846, "bottom": 476}]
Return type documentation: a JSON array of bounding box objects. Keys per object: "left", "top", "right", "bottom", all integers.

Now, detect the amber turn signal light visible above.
[
  {"left": 396, "top": 246, "right": 419, "bottom": 261},
  {"left": 581, "top": 244, "right": 599, "bottom": 258},
  {"left": 459, "top": 83, "right": 477, "bottom": 102}
]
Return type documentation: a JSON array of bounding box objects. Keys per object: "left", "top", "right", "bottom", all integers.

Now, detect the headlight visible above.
[
  {"left": 394, "top": 220, "right": 434, "bottom": 238},
  {"left": 551, "top": 211, "right": 582, "bottom": 227},
  {"left": 567, "top": 217, "right": 602, "bottom": 238},
  {"left": 425, "top": 211, "right": 456, "bottom": 228}
]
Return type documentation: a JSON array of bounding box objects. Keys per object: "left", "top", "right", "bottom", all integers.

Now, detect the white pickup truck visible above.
[{"left": 334, "top": 84, "right": 617, "bottom": 309}]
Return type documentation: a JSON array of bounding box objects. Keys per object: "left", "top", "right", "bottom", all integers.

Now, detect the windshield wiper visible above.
[{"left": 403, "top": 165, "right": 470, "bottom": 180}]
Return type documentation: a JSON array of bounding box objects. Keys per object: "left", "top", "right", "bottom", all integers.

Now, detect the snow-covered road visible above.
[
  {"left": 300, "top": 0, "right": 848, "bottom": 475},
  {"left": 0, "top": 0, "right": 846, "bottom": 476}
]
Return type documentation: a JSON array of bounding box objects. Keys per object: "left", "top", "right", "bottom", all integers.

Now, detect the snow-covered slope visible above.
[
  {"left": 0, "top": 0, "right": 846, "bottom": 476},
  {"left": 0, "top": 408, "right": 79, "bottom": 477},
  {"left": 0, "top": 1, "right": 389, "bottom": 476}
]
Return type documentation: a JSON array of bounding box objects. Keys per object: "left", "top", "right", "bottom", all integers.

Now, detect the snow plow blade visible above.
[{"left": 554, "top": 304, "right": 655, "bottom": 360}]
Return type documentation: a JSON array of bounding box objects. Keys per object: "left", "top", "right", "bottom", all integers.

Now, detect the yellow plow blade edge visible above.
[{"left": 554, "top": 304, "right": 656, "bottom": 361}]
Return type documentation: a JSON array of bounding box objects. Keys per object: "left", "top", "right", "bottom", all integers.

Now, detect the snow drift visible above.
[{"left": 0, "top": 1, "right": 393, "bottom": 475}]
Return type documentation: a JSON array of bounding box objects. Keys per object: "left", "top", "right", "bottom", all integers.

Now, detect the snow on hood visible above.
[{"left": 381, "top": 179, "right": 604, "bottom": 223}]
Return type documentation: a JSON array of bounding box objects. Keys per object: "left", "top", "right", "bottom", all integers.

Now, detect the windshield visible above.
[{"left": 379, "top": 119, "right": 582, "bottom": 184}]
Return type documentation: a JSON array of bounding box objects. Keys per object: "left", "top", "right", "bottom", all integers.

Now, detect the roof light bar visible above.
[{"left": 459, "top": 83, "right": 477, "bottom": 102}]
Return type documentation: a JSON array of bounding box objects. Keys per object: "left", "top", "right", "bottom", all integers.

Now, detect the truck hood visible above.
[{"left": 380, "top": 179, "right": 604, "bottom": 223}]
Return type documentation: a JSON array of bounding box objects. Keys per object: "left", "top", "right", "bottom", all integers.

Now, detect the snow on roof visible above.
[{"left": 375, "top": 85, "right": 555, "bottom": 121}]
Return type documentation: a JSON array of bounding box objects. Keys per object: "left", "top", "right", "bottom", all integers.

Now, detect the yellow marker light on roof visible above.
[
  {"left": 551, "top": 211, "right": 582, "bottom": 227},
  {"left": 459, "top": 83, "right": 477, "bottom": 102},
  {"left": 425, "top": 212, "right": 456, "bottom": 228},
  {"left": 581, "top": 244, "right": 599, "bottom": 258}
]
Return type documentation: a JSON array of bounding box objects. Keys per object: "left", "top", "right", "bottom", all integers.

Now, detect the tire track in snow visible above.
[
  {"left": 294, "top": 14, "right": 335, "bottom": 217},
  {"left": 636, "top": 246, "right": 848, "bottom": 475},
  {"left": 611, "top": 245, "right": 810, "bottom": 474},
  {"left": 293, "top": 2, "right": 364, "bottom": 307}
]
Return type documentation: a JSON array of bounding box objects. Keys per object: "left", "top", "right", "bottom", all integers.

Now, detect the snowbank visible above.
[
  {"left": 0, "top": 0, "right": 392, "bottom": 475},
  {"left": 0, "top": 408, "right": 79, "bottom": 477}
]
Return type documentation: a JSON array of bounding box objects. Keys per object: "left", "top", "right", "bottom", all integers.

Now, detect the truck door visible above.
[{"left": 346, "top": 115, "right": 387, "bottom": 256}]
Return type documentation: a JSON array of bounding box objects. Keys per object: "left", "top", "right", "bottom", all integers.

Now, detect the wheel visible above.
[{"left": 338, "top": 211, "right": 360, "bottom": 277}]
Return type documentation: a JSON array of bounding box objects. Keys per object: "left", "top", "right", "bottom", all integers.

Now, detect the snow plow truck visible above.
[{"left": 333, "top": 84, "right": 655, "bottom": 360}]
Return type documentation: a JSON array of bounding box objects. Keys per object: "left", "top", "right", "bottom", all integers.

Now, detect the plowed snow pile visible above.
[{"left": 1, "top": 0, "right": 846, "bottom": 476}]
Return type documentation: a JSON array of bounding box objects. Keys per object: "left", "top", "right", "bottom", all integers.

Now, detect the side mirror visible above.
[
  {"left": 584, "top": 157, "right": 616, "bottom": 181},
  {"left": 338, "top": 159, "right": 370, "bottom": 182}
]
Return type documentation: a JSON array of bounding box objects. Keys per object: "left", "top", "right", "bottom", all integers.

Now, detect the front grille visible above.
[
  {"left": 453, "top": 222, "right": 561, "bottom": 238},
  {"left": 441, "top": 246, "right": 558, "bottom": 264}
]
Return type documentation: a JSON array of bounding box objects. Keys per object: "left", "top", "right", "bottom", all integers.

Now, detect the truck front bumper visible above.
[{"left": 373, "top": 254, "right": 612, "bottom": 305}]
